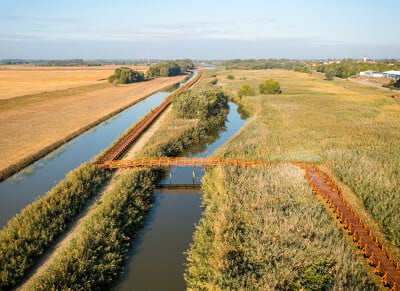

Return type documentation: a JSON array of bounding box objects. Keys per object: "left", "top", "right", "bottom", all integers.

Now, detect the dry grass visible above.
[
  {"left": 210, "top": 68, "right": 400, "bottom": 257},
  {"left": 0, "top": 75, "right": 186, "bottom": 179},
  {"left": 186, "top": 165, "right": 380, "bottom": 290},
  {"left": 0, "top": 65, "right": 149, "bottom": 100}
]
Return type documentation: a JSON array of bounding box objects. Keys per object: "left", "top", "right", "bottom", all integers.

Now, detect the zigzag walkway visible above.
[{"left": 97, "top": 157, "right": 400, "bottom": 290}]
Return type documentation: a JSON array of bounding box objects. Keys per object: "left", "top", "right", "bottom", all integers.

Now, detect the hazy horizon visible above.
[{"left": 1, "top": 0, "right": 399, "bottom": 59}]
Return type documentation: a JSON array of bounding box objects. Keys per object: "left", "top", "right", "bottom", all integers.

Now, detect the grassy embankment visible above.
[
  {"left": 25, "top": 86, "right": 229, "bottom": 289},
  {"left": 186, "top": 69, "right": 399, "bottom": 289},
  {"left": 0, "top": 163, "right": 109, "bottom": 289}
]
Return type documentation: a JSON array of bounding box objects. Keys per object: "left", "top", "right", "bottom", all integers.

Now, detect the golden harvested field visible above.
[
  {"left": 0, "top": 65, "right": 149, "bottom": 99},
  {"left": 0, "top": 74, "right": 185, "bottom": 177}
]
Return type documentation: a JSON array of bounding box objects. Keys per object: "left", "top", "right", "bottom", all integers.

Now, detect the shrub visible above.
[
  {"left": 226, "top": 74, "right": 235, "bottom": 80},
  {"left": 147, "top": 60, "right": 193, "bottom": 78},
  {"left": 394, "top": 79, "right": 400, "bottom": 88},
  {"left": 108, "top": 67, "right": 145, "bottom": 84},
  {"left": 172, "top": 89, "right": 228, "bottom": 119},
  {"left": 259, "top": 78, "right": 281, "bottom": 94},
  {"left": 237, "top": 84, "right": 255, "bottom": 98},
  {"left": 325, "top": 69, "right": 336, "bottom": 80},
  {"left": 209, "top": 78, "right": 218, "bottom": 85}
]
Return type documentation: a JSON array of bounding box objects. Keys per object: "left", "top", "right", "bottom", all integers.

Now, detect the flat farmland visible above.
[
  {"left": 0, "top": 73, "right": 185, "bottom": 179},
  {"left": 0, "top": 65, "right": 149, "bottom": 100}
]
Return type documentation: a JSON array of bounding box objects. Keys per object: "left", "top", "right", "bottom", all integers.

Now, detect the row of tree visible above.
[
  {"left": 108, "top": 67, "right": 145, "bottom": 84},
  {"left": 316, "top": 59, "right": 400, "bottom": 79},
  {"left": 147, "top": 59, "right": 194, "bottom": 78},
  {"left": 108, "top": 59, "right": 194, "bottom": 84},
  {"left": 238, "top": 79, "right": 281, "bottom": 98}
]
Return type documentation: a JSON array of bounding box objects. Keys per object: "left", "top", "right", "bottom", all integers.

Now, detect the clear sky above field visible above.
[{"left": 0, "top": 0, "right": 398, "bottom": 59}]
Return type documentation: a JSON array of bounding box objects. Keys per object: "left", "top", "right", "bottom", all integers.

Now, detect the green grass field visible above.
[
  {"left": 185, "top": 68, "right": 400, "bottom": 289},
  {"left": 217, "top": 69, "right": 400, "bottom": 251}
]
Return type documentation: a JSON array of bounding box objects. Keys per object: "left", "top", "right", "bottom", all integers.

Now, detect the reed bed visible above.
[
  {"left": 0, "top": 163, "right": 109, "bottom": 289},
  {"left": 186, "top": 165, "right": 380, "bottom": 290}
]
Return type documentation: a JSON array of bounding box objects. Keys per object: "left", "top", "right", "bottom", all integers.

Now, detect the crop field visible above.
[
  {"left": 0, "top": 74, "right": 186, "bottom": 180},
  {"left": 0, "top": 65, "right": 149, "bottom": 100},
  {"left": 185, "top": 69, "right": 400, "bottom": 289}
]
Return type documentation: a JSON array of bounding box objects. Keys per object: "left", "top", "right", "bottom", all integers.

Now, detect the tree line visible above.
[{"left": 108, "top": 59, "right": 194, "bottom": 84}]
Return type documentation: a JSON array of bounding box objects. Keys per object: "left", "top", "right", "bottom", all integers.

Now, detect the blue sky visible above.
[{"left": 0, "top": 0, "right": 398, "bottom": 59}]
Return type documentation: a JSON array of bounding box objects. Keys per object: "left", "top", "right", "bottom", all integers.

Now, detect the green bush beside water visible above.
[
  {"left": 147, "top": 59, "right": 194, "bottom": 78},
  {"left": 0, "top": 163, "right": 109, "bottom": 289},
  {"left": 108, "top": 67, "right": 145, "bottom": 84},
  {"left": 29, "top": 168, "right": 157, "bottom": 290}
]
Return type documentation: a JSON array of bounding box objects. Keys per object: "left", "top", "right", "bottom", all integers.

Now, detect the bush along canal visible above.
[{"left": 0, "top": 73, "right": 198, "bottom": 290}]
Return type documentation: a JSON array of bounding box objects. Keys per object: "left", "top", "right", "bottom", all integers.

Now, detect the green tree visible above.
[
  {"left": 259, "top": 79, "right": 281, "bottom": 94},
  {"left": 147, "top": 60, "right": 192, "bottom": 78},
  {"left": 325, "top": 70, "right": 335, "bottom": 80},
  {"left": 394, "top": 79, "right": 400, "bottom": 88},
  {"left": 108, "top": 67, "right": 144, "bottom": 84},
  {"left": 238, "top": 84, "right": 255, "bottom": 98}
]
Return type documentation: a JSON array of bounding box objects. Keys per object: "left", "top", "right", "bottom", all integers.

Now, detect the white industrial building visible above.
[
  {"left": 359, "top": 70, "right": 400, "bottom": 79},
  {"left": 382, "top": 70, "right": 400, "bottom": 79},
  {"left": 359, "top": 70, "right": 384, "bottom": 77}
]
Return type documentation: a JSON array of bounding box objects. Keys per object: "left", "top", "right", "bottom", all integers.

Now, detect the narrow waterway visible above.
[
  {"left": 113, "top": 102, "right": 249, "bottom": 290},
  {"left": 0, "top": 74, "right": 196, "bottom": 228}
]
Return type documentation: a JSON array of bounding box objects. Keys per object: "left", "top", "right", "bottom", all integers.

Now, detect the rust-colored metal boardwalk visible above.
[
  {"left": 96, "top": 71, "right": 202, "bottom": 164},
  {"left": 303, "top": 164, "right": 400, "bottom": 291},
  {"left": 98, "top": 157, "right": 282, "bottom": 169},
  {"left": 97, "top": 157, "right": 400, "bottom": 290}
]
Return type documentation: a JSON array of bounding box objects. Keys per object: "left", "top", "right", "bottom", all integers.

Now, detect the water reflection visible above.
[{"left": 113, "top": 191, "right": 203, "bottom": 291}]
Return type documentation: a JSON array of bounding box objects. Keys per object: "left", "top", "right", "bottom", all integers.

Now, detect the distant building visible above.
[
  {"left": 360, "top": 70, "right": 384, "bottom": 77},
  {"left": 382, "top": 70, "right": 400, "bottom": 79},
  {"left": 357, "top": 56, "right": 376, "bottom": 64}
]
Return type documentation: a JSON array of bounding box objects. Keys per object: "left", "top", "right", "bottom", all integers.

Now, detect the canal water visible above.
[
  {"left": 113, "top": 102, "right": 248, "bottom": 291},
  {"left": 0, "top": 74, "right": 196, "bottom": 228}
]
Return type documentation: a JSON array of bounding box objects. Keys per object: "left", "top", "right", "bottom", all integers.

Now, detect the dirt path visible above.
[
  {"left": 18, "top": 104, "right": 172, "bottom": 290},
  {"left": 123, "top": 107, "right": 172, "bottom": 159},
  {"left": 303, "top": 164, "right": 400, "bottom": 290}
]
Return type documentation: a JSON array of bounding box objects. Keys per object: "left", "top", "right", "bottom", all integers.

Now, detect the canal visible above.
[{"left": 113, "top": 102, "right": 248, "bottom": 290}]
